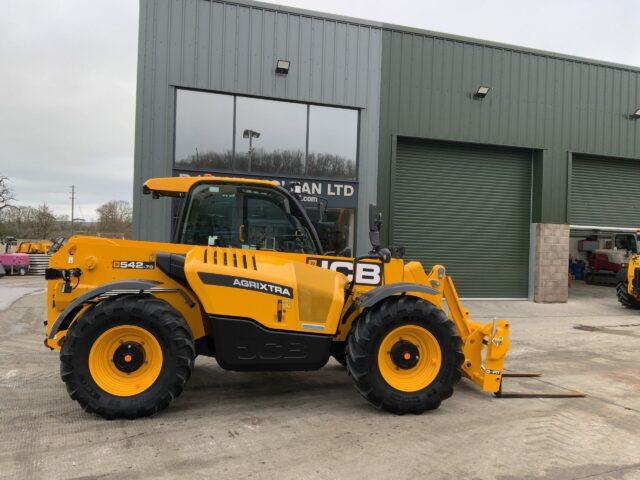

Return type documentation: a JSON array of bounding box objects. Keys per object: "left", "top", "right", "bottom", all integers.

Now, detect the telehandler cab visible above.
[{"left": 44, "top": 175, "right": 512, "bottom": 419}]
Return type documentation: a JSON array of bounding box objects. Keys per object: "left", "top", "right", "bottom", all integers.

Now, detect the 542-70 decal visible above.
[
  {"left": 112, "top": 260, "right": 155, "bottom": 270},
  {"left": 306, "top": 258, "right": 382, "bottom": 286}
]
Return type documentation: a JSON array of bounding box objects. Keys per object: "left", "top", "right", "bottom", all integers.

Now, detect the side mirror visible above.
[
  {"left": 369, "top": 204, "right": 383, "bottom": 251},
  {"left": 378, "top": 247, "right": 392, "bottom": 263}
]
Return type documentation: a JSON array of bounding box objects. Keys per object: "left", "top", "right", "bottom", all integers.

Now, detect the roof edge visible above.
[{"left": 210, "top": 0, "right": 640, "bottom": 73}]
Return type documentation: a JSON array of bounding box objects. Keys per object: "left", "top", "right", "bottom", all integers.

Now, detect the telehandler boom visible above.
[{"left": 44, "top": 175, "right": 511, "bottom": 419}]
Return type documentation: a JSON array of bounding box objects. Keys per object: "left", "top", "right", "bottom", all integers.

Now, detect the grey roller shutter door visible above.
[
  {"left": 390, "top": 138, "right": 532, "bottom": 298},
  {"left": 570, "top": 154, "right": 640, "bottom": 228}
]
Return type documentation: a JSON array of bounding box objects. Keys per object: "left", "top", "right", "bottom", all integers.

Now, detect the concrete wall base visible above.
[{"left": 533, "top": 223, "right": 569, "bottom": 303}]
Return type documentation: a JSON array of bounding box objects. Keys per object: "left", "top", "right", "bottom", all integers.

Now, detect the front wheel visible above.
[
  {"left": 347, "top": 296, "right": 463, "bottom": 414},
  {"left": 60, "top": 295, "right": 195, "bottom": 419}
]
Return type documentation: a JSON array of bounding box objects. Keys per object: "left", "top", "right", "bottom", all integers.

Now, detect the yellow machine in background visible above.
[
  {"left": 17, "top": 240, "right": 53, "bottom": 254},
  {"left": 617, "top": 254, "right": 640, "bottom": 309},
  {"left": 44, "top": 176, "right": 511, "bottom": 419}
]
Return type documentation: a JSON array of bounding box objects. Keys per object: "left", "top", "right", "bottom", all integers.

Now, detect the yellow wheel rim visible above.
[
  {"left": 377, "top": 324, "right": 442, "bottom": 392},
  {"left": 89, "top": 325, "right": 163, "bottom": 397}
]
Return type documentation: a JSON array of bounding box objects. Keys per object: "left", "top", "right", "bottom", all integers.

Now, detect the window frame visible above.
[{"left": 172, "top": 87, "right": 360, "bottom": 183}]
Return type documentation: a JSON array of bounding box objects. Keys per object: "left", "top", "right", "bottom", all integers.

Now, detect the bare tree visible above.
[
  {"left": 96, "top": 200, "right": 133, "bottom": 236},
  {"left": 0, "top": 176, "right": 15, "bottom": 212},
  {"left": 0, "top": 204, "right": 58, "bottom": 239},
  {"left": 32, "top": 204, "right": 57, "bottom": 239}
]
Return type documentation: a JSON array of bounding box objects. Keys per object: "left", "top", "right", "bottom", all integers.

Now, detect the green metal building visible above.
[{"left": 134, "top": 0, "right": 640, "bottom": 301}]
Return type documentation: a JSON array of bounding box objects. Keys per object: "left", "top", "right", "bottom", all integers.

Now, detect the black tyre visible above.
[
  {"left": 60, "top": 295, "right": 195, "bottom": 419},
  {"left": 616, "top": 281, "right": 640, "bottom": 309},
  {"left": 346, "top": 296, "right": 463, "bottom": 414}
]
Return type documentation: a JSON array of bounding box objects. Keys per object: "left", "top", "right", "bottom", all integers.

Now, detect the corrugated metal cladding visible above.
[
  {"left": 135, "top": 0, "right": 640, "bottom": 282},
  {"left": 391, "top": 139, "right": 532, "bottom": 298},
  {"left": 378, "top": 30, "right": 640, "bottom": 242},
  {"left": 570, "top": 154, "right": 640, "bottom": 228},
  {"left": 134, "top": 0, "right": 382, "bottom": 248}
]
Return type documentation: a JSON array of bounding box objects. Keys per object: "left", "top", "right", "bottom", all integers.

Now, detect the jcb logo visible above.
[{"left": 307, "top": 258, "right": 382, "bottom": 286}]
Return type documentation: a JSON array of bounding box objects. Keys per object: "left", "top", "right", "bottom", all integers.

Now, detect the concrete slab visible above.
[
  {"left": 0, "top": 278, "right": 638, "bottom": 480},
  {"left": 0, "top": 275, "right": 45, "bottom": 310}
]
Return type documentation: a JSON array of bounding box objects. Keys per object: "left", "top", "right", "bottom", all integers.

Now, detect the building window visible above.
[
  {"left": 173, "top": 88, "right": 359, "bottom": 252},
  {"left": 174, "top": 89, "right": 359, "bottom": 180},
  {"left": 234, "top": 97, "right": 306, "bottom": 175},
  {"left": 174, "top": 90, "right": 234, "bottom": 171},
  {"left": 307, "top": 105, "right": 358, "bottom": 180}
]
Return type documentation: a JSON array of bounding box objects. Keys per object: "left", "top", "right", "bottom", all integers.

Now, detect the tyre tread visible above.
[
  {"left": 346, "top": 296, "right": 463, "bottom": 414},
  {"left": 60, "top": 295, "right": 195, "bottom": 419},
  {"left": 616, "top": 281, "right": 640, "bottom": 309}
]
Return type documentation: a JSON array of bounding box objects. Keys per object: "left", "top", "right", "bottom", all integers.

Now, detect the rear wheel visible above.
[
  {"left": 347, "top": 296, "right": 463, "bottom": 414},
  {"left": 60, "top": 295, "right": 195, "bottom": 419},
  {"left": 616, "top": 280, "right": 640, "bottom": 309}
]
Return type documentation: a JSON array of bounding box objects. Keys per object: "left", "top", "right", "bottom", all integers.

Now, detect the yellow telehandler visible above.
[
  {"left": 617, "top": 255, "right": 640, "bottom": 309},
  {"left": 44, "top": 175, "right": 512, "bottom": 419}
]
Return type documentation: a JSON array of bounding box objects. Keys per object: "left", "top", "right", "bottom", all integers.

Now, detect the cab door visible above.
[
  {"left": 241, "top": 189, "right": 314, "bottom": 253},
  {"left": 179, "top": 184, "right": 242, "bottom": 247}
]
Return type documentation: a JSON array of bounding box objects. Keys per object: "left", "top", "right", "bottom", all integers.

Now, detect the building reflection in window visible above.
[
  {"left": 307, "top": 105, "right": 358, "bottom": 180},
  {"left": 174, "top": 90, "right": 234, "bottom": 171},
  {"left": 234, "top": 97, "right": 306, "bottom": 175}
]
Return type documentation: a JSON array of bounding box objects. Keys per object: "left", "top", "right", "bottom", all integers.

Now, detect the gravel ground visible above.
[{"left": 0, "top": 276, "right": 639, "bottom": 480}]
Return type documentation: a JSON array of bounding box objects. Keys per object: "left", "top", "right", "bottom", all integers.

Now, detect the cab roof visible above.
[{"left": 143, "top": 175, "right": 280, "bottom": 197}]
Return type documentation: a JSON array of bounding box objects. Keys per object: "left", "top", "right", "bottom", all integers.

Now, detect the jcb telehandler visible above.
[{"left": 44, "top": 175, "right": 511, "bottom": 419}]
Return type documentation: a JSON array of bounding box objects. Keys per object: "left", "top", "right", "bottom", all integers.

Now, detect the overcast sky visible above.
[{"left": 1, "top": 0, "right": 639, "bottom": 220}]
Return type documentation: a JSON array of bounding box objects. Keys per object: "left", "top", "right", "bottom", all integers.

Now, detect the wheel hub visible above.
[
  {"left": 389, "top": 339, "right": 420, "bottom": 370},
  {"left": 113, "top": 342, "right": 145, "bottom": 373}
]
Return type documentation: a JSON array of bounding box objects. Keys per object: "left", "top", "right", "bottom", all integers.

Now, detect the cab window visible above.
[
  {"left": 179, "top": 183, "right": 319, "bottom": 254},
  {"left": 180, "top": 184, "right": 239, "bottom": 246},
  {"left": 243, "top": 189, "right": 317, "bottom": 253},
  {"left": 615, "top": 234, "right": 638, "bottom": 253}
]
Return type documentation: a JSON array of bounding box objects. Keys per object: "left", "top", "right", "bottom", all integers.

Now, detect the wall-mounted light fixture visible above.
[
  {"left": 276, "top": 59, "right": 290, "bottom": 75},
  {"left": 474, "top": 86, "right": 490, "bottom": 99},
  {"left": 630, "top": 107, "right": 640, "bottom": 119}
]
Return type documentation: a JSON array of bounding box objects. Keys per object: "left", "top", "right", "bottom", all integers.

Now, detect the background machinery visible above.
[
  {"left": 571, "top": 227, "right": 638, "bottom": 285},
  {"left": 1, "top": 237, "right": 29, "bottom": 276},
  {"left": 617, "top": 253, "right": 640, "bottom": 309},
  {"left": 44, "top": 176, "right": 511, "bottom": 419}
]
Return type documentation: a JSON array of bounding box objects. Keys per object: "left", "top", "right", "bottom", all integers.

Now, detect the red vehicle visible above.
[{"left": 581, "top": 232, "right": 639, "bottom": 284}]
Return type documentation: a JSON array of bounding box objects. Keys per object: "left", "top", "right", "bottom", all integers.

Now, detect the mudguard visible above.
[
  {"left": 47, "top": 280, "right": 160, "bottom": 339},
  {"left": 354, "top": 282, "right": 438, "bottom": 308}
]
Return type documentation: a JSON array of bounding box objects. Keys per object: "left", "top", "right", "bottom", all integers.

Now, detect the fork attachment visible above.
[{"left": 495, "top": 372, "right": 587, "bottom": 398}]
